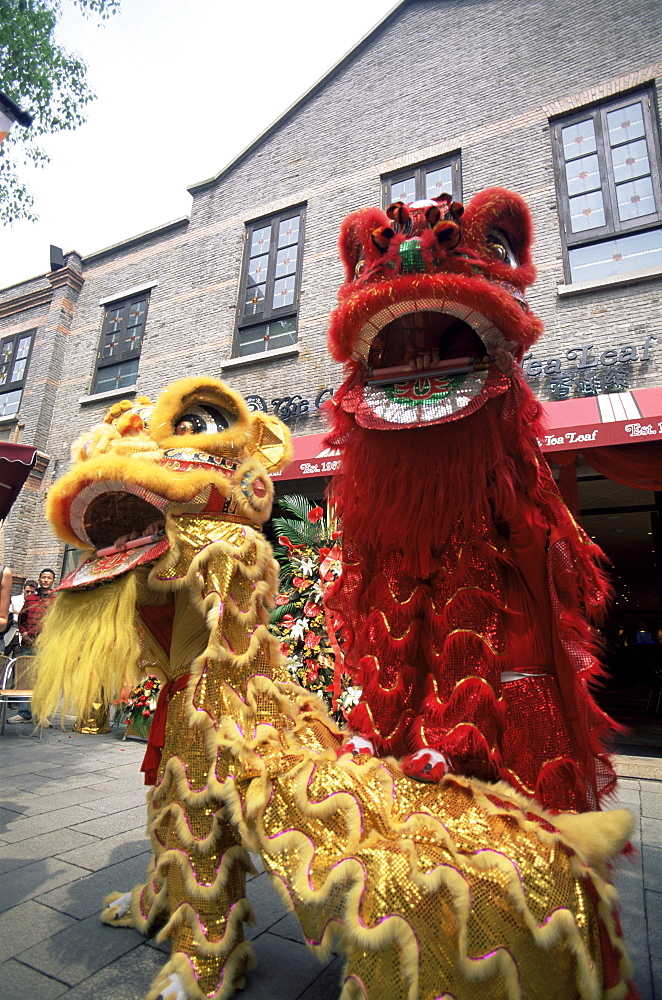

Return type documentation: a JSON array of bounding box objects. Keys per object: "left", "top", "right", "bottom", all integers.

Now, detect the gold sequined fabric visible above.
[{"left": 114, "top": 511, "right": 631, "bottom": 1000}]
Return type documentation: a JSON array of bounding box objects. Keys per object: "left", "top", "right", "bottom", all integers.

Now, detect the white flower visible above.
[
  {"left": 338, "top": 685, "right": 362, "bottom": 709},
  {"left": 311, "top": 581, "right": 326, "bottom": 602},
  {"left": 289, "top": 618, "right": 307, "bottom": 641},
  {"left": 285, "top": 658, "right": 300, "bottom": 677},
  {"left": 299, "top": 556, "right": 315, "bottom": 576}
]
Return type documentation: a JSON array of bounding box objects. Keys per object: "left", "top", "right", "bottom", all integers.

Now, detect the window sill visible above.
[
  {"left": 0, "top": 415, "right": 19, "bottom": 425},
  {"left": 221, "top": 345, "right": 300, "bottom": 371},
  {"left": 79, "top": 385, "right": 138, "bottom": 406},
  {"left": 557, "top": 264, "right": 662, "bottom": 298}
]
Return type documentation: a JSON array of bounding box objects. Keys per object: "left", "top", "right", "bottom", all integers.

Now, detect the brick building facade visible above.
[{"left": 1, "top": 0, "right": 661, "bottom": 618}]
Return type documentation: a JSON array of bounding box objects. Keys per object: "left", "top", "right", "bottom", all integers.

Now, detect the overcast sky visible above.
[{"left": 1, "top": 0, "right": 397, "bottom": 289}]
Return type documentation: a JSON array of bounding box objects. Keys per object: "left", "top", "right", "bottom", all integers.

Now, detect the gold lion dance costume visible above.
[
  {"left": 325, "top": 188, "right": 619, "bottom": 814},
  {"left": 32, "top": 372, "right": 636, "bottom": 1000}
]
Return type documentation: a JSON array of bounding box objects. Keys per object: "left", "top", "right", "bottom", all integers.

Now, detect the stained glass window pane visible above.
[
  {"left": 565, "top": 154, "right": 601, "bottom": 196},
  {"left": 0, "top": 390, "right": 22, "bottom": 416},
  {"left": 266, "top": 316, "right": 297, "bottom": 351},
  {"left": 275, "top": 244, "right": 298, "bottom": 278},
  {"left": 610, "top": 138, "right": 650, "bottom": 184},
  {"left": 248, "top": 254, "right": 269, "bottom": 284},
  {"left": 244, "top": 283, "right": 266, "bottom": 316},
  {"left": 251, "top": 225, "right": 271, "bottom": 256},
  {"left": 390, "top": 176, "right": 416, "bottom": 202},
  {"left": 568, "top": 190, "right": 606, "bottom": 232},
  {"left": 607, "top": 102, "right": 645, "bottom": 146},
  {"left": 272, "top": 275, "right": 296, "bottom": 308},
  {"left": 616, "top": 176, "right": 655, "bottom": 221},
  {"left": 237, "top": 323, "right": 269, "bottom": 357},
  {"left": 11, "top": 358, "right": 27, "bottom": 382},
  {"left": 0, "top": 368, "right": 7, "bottom": 387},
  {"left": 425, "top": 166, "right": 453, "bottom": 199},
  {"left": 0, "top": 342, "right": 13, "bottom": 365},
  {"left": 127, "top": 300, "right": 146, "bottom": 328},
  {"left": 561, "top": 120, "right": 596, "bottom": 160},
  {"left": 15, "top": 337, "right": 31, "bottom": 360},
  {"left": 568, "top": 228, "right": 662, "bottom": 282},
  {"left": 107, "top": 308, "right": 123, "bottom": 334},
  {"left": 94, "top": 359, "right": 139, "bottom": 394},
  {"left": 277, "top": 216, "right": 300, "bottom": 248},
  {"left": 125, "top": 327, "right": 142, "bottom": 352}
]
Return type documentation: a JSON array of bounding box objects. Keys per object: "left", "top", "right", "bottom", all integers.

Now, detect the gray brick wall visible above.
[{"left": 0, "top": 0, "right": 660, "bottom": 576}]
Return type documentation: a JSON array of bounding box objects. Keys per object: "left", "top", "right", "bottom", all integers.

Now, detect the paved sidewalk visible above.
[{"left": 0, "top": 726, "right": 659, "bottom": 1000}]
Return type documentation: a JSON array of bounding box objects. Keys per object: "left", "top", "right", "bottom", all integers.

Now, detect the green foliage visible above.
[{"left": 0, "top": 0, "right": 120, "bottom": 223}]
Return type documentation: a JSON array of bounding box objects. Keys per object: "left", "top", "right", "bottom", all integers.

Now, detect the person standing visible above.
[
  {"left": 9, "top": 568, "right": 56, "bottom": 723},
  {"left": 3, "top": 578, "right": 37, "bottom": 656}
]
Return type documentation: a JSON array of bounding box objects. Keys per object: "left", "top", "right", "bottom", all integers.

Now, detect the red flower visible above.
[
  {"left": 274, "top": 593, "right": 290, "bottom": 606},
  {"left": 304, "top": 631, "right": 319, "bottom": 649},
  {"left": 279, "top": 642, "right": 290, "bottom": 656},
  {"left": 304, "top": 601, "right": 321, "bottom": 618},
  {"left": 292, "top": 576, "right": 308, "bottom": 589},
  {"left": 308, "top": 506, "right": 324, "bottom": 524},
  {"left": 281, "top": 614, "right": 294, "bottom": 627},
  {"left": 142, "top": 709, "right": 151, "bottom": 717},
  {"left": 277, "top": 535, "right": 296, "bottom": 551}
]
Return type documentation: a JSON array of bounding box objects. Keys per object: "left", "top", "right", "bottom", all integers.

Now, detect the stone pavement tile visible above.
[
  {"left": 298, "top": 955, "right": 344, "bottom": 1000},
  {"left": 642, "top": 845, "right": 662, "bottom": 888},
  {"left": 245, "top": 931, "right": 331, "bottom": 1000},
  {"left": 0, "top": 857, "right": 90, "bottom": 913},
  {"left": 647, "top": 889, "right": 662, "bottom": 959},
  {"left": 0, "top": 804, "right": 100, "bottom": 844},
  {"left": 0, "top": 900, "right": 77, "bottom": 963},
  {"left": 90, "top": 789, "right": 150, "bottom": 815},
  {"left": 643, "top": 816, "right": 662, "bottom": 850},
  {"left": 37, "top": 851, "right": 152, "bottom": 920},
  {"left": 642, "top": 790, "right": 662, "bottom": 819},
  {"left": 55, "top": 827, "right": 149, "bottom": 872},
  {"left": 54, "top": 943, "right": 165, "bottom": 1000},
  {"left": 20, "top": 911, "right": 144, "bottom": 986},
  {"left": 0, "top": 804, "right": 24, "bottom": 834},
  {"left": 0, "top": 760, "right": 62, "bottom": 778},
  {"left": 613, "top": 784, "right": 643, "bottom": 806},
  {"left": 269, "top": 909, "right": 307, "bottom": 945},
  {"left": 0, "top": 958, "right": 68, "bottom": 1000},
  {"left": 245, "top": 870, "right": 291, "bottom": 940},
  {"left": 651, "top": 956, "right": 662, "bottom": 1000},
  {"left": 71, "top": 803, "right": 146, "bottom": 839},
  {"left": 0, "top": 826, "right": 99, "bottom": 875},
  {"left": 4, "top": 786, "right": 122, "bottom": 818}
]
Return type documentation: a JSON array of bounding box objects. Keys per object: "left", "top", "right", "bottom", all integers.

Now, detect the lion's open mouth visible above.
[
  {"left": 367, "top": 311, "right": 488, "bottom": 383},
  {"left": 82, "top": 492, "right": 165, "bottom": 550}
]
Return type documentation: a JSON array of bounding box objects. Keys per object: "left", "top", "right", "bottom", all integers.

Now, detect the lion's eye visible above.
[
  {"left": 486, "top": 231, "right": 518, "bottom": 268},
  {"left": 174, "top": 404, "right": 233, "bottom": 436}
]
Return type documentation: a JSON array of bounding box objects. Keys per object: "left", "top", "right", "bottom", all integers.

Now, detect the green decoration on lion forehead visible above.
[{"left": 398, "top": 238, "right": 427, "bottom": 274}]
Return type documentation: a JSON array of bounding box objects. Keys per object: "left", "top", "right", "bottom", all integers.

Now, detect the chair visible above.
[{"left": 0, "top": 654, "right": 40, "bottom": 735}]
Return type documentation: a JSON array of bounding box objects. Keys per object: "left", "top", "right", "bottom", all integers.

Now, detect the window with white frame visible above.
[
  {"left": 0, "top": 330, "right": 34, "bottom": 416},
  {"left": 234, "top": 206, "right": 305, "bottom": 358},
  {"left": 382, "top": 154, "right": 462, "bottom": 206},
  {"left": 551, "top": 89, "right": 662, "bottom": 283},
  {"left": 93, "top": 293, "right": 149, "bottom": 394}
]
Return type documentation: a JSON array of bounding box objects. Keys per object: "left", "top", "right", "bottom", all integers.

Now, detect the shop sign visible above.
[
  {"left": 245, "top": 387, "right": 334, "bottom": 422},
  {"left": 522, "top": 335, "right": 657, "bottom": 400}
]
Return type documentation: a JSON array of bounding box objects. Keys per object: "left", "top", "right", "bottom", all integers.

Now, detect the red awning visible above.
[
  {"left": 0, "top": 443, "right": 38, "bottom": 519},
  {"left": 540, "top": 386, "right": 662, "bottom": 452},
  {"left": 276, "top": 386, "right": 662, "bottom": 480}
]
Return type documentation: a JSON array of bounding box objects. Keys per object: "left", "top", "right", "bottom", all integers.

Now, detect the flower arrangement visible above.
[
  {"left": 269, "top": 494, "right": 361, "bottom": 722},
  {"left": 113, "top": 675, "right": 162, "bottom": 739}
]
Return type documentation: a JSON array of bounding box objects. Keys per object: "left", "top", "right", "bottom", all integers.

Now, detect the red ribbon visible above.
[{"left": 140, "top": 673, "right": 191, "bottom": 785}]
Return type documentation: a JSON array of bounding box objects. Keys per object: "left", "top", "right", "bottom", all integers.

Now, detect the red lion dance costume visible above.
[{"left": 326, "top": 188, "right": 618, "bottom": 814}]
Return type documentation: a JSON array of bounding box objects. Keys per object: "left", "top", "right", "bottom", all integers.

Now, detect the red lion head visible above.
[{"left": 327, "top": 187, "right": 543, "bottom": 430}]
